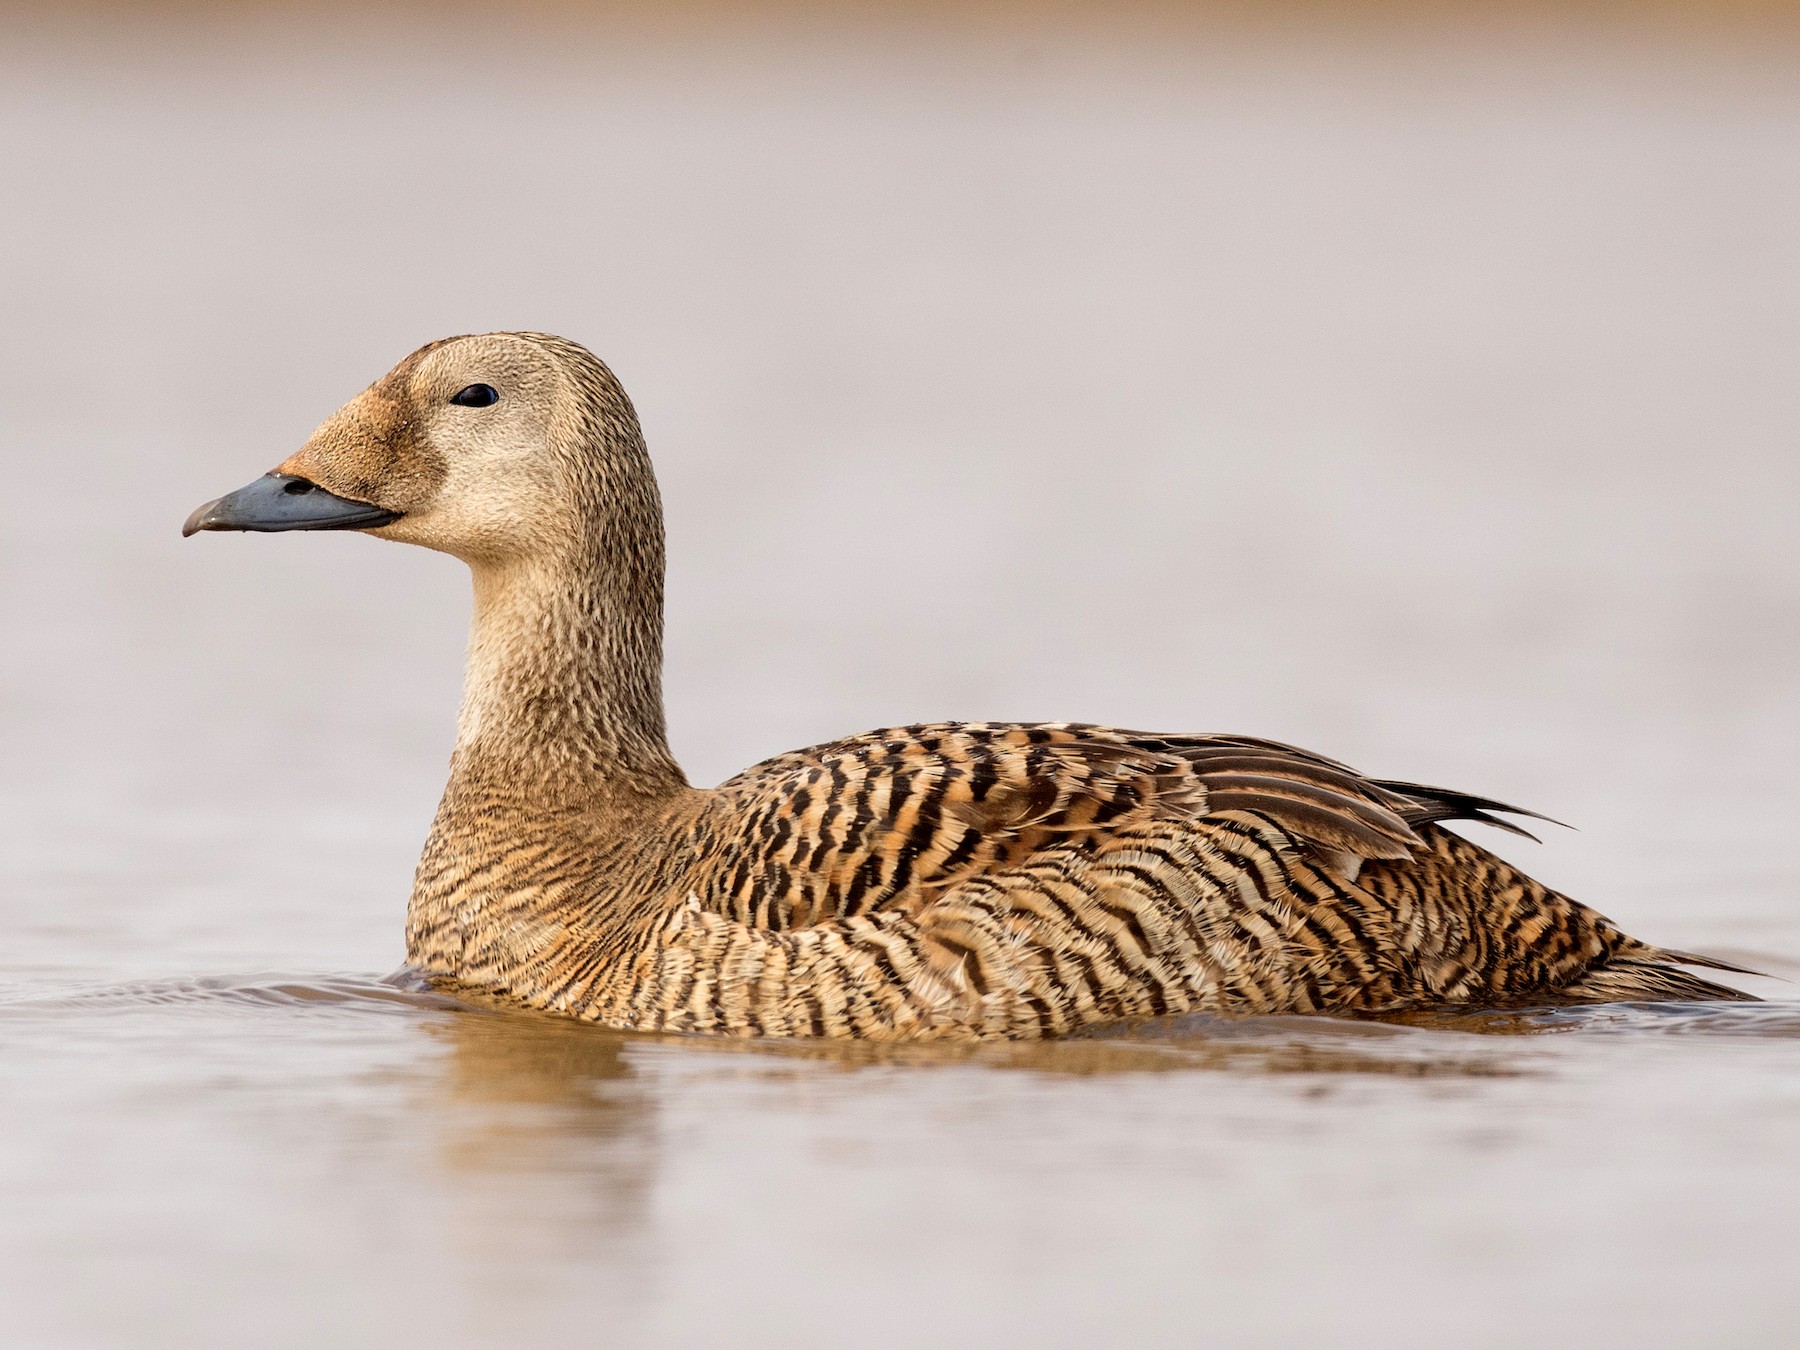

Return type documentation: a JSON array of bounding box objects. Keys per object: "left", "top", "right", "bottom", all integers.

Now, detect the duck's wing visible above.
[
  {"left": 699, "top": 721, "right": 1549, "bottom": 930},
  {"left": 1092, "top": 729, "right": 1564, "bottom": 844}
]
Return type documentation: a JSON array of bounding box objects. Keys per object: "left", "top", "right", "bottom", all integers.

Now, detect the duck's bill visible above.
[{"left": 182, "top": 474, "right": 402, "bottom": 537}]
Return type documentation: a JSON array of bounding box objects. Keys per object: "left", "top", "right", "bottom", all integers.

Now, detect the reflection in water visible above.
[
  {"left": 625, "top": 1012, "right": 1530, "bottom": 1078},
  {"left": 395, "top": 992, "right": 1535, "bottom": 1339},
  {"left": 410, "top": 994, "right": 1548, "bottom": 1180},
  {"left": 1406, "top": 999, "right": 1800, "bottom": 1038},
  {"left": 422, "top": 1007, "right": 645, "bottom": 1165},
  {"left": 414, "top": 1010, "right": 661, "bottom": 1340}
]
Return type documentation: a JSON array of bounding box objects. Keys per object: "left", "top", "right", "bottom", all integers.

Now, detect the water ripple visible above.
[{"left": 0, "top": 970, "right": 471, "bottom": 1018}]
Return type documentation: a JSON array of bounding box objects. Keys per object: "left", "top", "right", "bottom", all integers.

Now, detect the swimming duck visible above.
[{"left": 182, "top": 332, "right": 1753, "bottom": 1037}]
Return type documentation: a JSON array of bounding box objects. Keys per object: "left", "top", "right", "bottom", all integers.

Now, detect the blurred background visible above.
[{"left": 1, "top": 2, "right": 1797, "bottom": 1347}]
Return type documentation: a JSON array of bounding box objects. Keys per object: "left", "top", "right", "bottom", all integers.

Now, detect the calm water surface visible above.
[
  {"left": 4, "top": 976, "right": 1799, "bottom": 1347},
  {"left": 3, "top": 9, "right": 1798, "bottom": 1347}
]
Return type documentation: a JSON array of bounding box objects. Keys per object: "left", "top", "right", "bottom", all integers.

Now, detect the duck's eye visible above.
[{"left": 451, "top": 383, "right": 499, "bottom": 408}]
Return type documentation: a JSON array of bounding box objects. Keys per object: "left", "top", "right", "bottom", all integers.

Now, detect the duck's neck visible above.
[{"left": 448, "top": 539, "right": 687, "bottom": 813}]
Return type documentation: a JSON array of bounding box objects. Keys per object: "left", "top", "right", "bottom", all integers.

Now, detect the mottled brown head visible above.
[{"left": 184, "top": 332, "right": 656, "bottom": 568}]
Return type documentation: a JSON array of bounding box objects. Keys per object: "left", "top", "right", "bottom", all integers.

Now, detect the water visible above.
[
  {"left": 2, "top": 7, "right": 1798, "bottom": 1346},
  {"left": 4, "top": 980, "right": 1799, "bottom": 1348}
]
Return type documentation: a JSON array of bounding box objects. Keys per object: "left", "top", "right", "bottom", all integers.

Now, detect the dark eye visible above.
[{"left": 451, "top": 383, "right": 498, "bottom": 408}]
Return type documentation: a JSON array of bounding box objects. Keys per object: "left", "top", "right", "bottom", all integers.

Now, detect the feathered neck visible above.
[{"left": 446, "top": 403, "right": 686, "bottom": 812}]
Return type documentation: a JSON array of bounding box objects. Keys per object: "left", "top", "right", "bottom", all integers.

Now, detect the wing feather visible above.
[{"left": 704, "top": 722, "right": 1555, "bottom": 930}]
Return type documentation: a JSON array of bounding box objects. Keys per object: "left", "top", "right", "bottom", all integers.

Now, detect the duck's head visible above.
[{"left": 182, "top": 332, "right": 652, "bottom": 566}]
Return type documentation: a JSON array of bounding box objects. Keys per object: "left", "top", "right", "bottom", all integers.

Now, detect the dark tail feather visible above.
[
  {"left": 1653, "top": 947, "right": 1767, "bottom": 978},
  {"left": 1560, "top": 956, "right": 1761, "bottom": 1004},
  {"left": 1370, "top": 779, "right": 1569, "bottom": 845}
]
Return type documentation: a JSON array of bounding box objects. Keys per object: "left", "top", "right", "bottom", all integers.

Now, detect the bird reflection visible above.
[
  {"left": 397, "top": 986, "right": 1533, "bottom": 1333},
  {"left": 411, "top": 1007, "right": 660, "bottom": 1332}
]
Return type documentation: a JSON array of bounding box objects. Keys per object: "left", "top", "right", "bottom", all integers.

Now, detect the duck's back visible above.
[{"left": 534, "top": 722, "right": 1750, "bottom": 1037}]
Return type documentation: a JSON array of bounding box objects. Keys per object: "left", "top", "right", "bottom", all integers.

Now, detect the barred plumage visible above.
[{"left": 185, "top": 331, "right": 1758, "bottom": 1039}]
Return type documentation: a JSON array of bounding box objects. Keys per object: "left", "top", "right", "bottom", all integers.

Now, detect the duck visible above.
[{"left": 181, "top": 331, "right": 1755, "bottom": 1038}]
